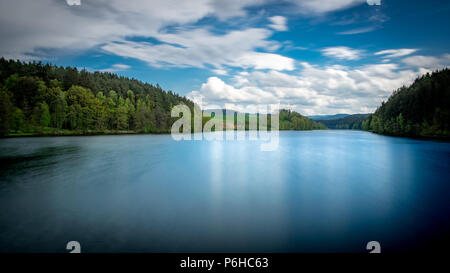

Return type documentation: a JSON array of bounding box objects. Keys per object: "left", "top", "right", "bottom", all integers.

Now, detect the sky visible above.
[{"left": 0, "top": 0, "right": 450, "bottom": 115}]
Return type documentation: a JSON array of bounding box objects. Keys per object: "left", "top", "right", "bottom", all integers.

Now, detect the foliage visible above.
[
  {"left": 0, "top": 88, "right": 13, "bottom": 136},
  {"left": 279, "top": 109, "right": 326, "bottom": 130},
  {"left": 316, "top": 114, "right": 370, "bottom": 130},
  {"left": 200, "top": 109, "right": 326, "bottom": 131},
  {"left": 364, "top": 69, "right": 450, "bottom": 138},
  {"left": 0, "top": 58, "right": 193, "bottom": 135}
]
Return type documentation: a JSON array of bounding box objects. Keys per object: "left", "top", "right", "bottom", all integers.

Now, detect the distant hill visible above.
[
  {"left": 279, "top": 109, "right": 326, "bottom": 130},
  {"left": 363, "top": 68, "right": 450, "bottom": 138},
  {"left": 201, "top": 108, "right": 326, "bottom": 131},
  {"left": 308, "top": 114, "right": 349, "bottom": 120},
  {"left": 317, "top": 114, "right": 370, "bottom": 130}
]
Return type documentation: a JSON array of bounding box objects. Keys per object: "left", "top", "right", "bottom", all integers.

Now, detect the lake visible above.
[{"left": 0, "top": 130, "right": 449, "bottom": 253}]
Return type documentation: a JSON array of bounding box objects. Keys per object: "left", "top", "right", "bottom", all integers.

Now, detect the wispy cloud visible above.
[
  {"left": 0, "top": 0, "right": 369, "bottom": 61},
  {"left": 402, "top": 54, "right": 450, "bottom": 69},
  {"left": 101, "top": 28, "right": 294, "bottom": 71},
  {"left": 375, "top": 49, "right": 417, "bottom": 58},
  {"left": 337, "top": 26, "right": 377, "bottom": 35},
  {"left": 66, "top": 0, "right": 81, "bottom": 6},
  {"left": 321, "top": 46, "right": 364, "bottom": 60},
  {"left": 366, "top": 0, "right": 381, "bottom": 6},
  {"left": 293, "top": 0, "right": 366, "bottom": 14},
  {"left": 98, "top": 64, "right": 131, "bottom": 73},
  {"left": 268, "top": 16, "right": 288, "bottom": 31},
  {"left": 212, "top": 69, "right": 228, "bottom": 75}
]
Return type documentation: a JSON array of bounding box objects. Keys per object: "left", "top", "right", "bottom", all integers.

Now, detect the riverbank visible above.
[
  {"left": 3, "top": 129, "right": 323, "bottom": 138},
  {"left": 2, "top": 124, "right": 328, "bottom": 138},
  {"left": 4, "top": 128, "right": 449, "bottom": 141},
  {"left": 363, "top": 129, "right": 450, "bottom": 142},
  {"left": 3, "top": 127, "right": 168, "bottom": 138}
]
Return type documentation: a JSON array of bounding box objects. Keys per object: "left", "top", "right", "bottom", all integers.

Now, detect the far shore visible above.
[
  {"left": 2, "top": 129, "right": 450, "bottom": 142},
  {"left": 2, "top": 127, "right": 326, "bottom": 138},
  {"left": 3, "top": 130, "right": 168, "bottom": 138}
]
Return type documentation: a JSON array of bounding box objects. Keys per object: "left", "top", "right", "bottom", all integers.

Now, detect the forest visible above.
[
  {"left": 362, "top": 68, "right": 450, "bottom": 138},
  {"left": 0, "top": 58, "right": 324, "bottom": 136},
  {"left": 279, "top": 110, "right": 326, "bottom": 130},
  {"left": 198, "top": 109, "right": 325, "bottom": 131},
  {"left": 0, "top": 58, "right": 196, "bottom": 136},
  {"left": 316, "top": 114, "right": 369, "bottom": 130}
]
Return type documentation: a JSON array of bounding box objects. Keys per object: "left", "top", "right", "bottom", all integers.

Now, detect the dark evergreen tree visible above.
[{"left": 365, "top": 68, "right": 450, "bottom": 138}]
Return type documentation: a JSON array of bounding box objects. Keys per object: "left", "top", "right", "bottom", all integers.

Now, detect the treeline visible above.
[
  {"left": 0, "top": 58, "right": 194, "bottom": 136},
  {"left": 317, "top": 114, "right": 369, "bottom": 130},
  {"left": 201, "top": 109, "right": 325, "bottom": 131},
  {"left": 362, "top": 68, "right": 450, "bottom": 138},
  {"left": 279, "top": 109, "right": 326, "bottom": 130}
]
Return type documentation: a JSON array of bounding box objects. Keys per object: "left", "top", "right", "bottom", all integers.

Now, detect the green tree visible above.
[
  {"left": 365, "top": 68, "right": 450, "bottom": 138},
  {"left": 66, "top": 85, "right": 96, "bottom": 131},
  {"left": 53, "top": 91, "right": 67, "bottom": 129},
  {"left": 125, "top": 97, "right": 135, "bottom": 130},
  {"left": 0, "top": 89, "right": 13, "bottom": 136},
  {"left": 11, "top": 108, "right": 25, "bottom": 133},
  {"left": 40, "top": 102, "right": 51, "bottom": 127}
]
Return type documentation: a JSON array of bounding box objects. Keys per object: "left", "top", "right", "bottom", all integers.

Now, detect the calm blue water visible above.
[{"left": 0, "top": 130, "right": 449, "bottom": 253}]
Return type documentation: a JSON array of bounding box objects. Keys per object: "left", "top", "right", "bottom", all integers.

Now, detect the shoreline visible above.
[
  {"left": 2, "top": 130, "right": 169, "bottom": 138},
  {"left": 2, "top": 128, "right": 327, "bottom": 138},
  {"left": 2, "top": 129, "right": 449, "bottom": 142}
]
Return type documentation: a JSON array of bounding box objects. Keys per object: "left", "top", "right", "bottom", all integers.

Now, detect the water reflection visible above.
[{"left": 0, "top": 131, "right": 449, "bottom": 252}]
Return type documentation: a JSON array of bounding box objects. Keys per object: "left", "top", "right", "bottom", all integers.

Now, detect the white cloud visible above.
[
  {"left": 188, "top": 62, "right": 430, "bottom": 115},
  {"left": 337, "top": 26, "right": 377, "bottom": 35},
  {"left": 366, "top": 0, "right": 381, "bottom": 6},
  {"left": 66, "top": 0, "right": 81, "bottom": 6},
  {"left": 188, "top": 76, "right": 276, "bottom": 105},
  {"left": 0, "top": 0, "right": 238, "bottom": 60},
  {"left": 212, "top": 69, "right": 228, "bottom": 75},
  {"left": 321, "top": 46, "right": 364, "bottom": 60},
  {"left": 0, "top": 0, "right": 369, "bottom": 62},
  {"left": 401, "top": 55, "right": 445, "bottom": 69},
  {"left": 375, "top": 49, "right": 417, "bottom": 58},
  {"left": 230, "top": 52, "right": 295, "bottom": 71},
  {"left": 291, "top": 0, "right": 365, "bottom": 14},
  {"left": 98, "top": 63, "right": 131, "bottom": 73},
  {"left": 101, "top": 28, "right": 294, "bottom": 71},
  {"left": 268, "top": 16, "right": 288, "bottom": 31}
]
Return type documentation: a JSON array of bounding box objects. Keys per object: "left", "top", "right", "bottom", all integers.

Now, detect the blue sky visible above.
[{"left": 1, "top": 0, "right": 449, "bottom": 114}]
